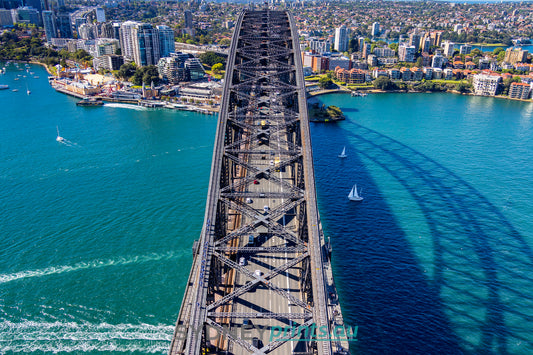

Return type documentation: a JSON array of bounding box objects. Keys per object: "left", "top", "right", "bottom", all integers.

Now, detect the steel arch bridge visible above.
[{"left": 170, "top": 9, "right": 348, "bottom": 355}]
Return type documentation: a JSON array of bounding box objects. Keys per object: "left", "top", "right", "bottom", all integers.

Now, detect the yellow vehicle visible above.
[{"left": 274, "top": 157, "right": 281, "bottom": 172}]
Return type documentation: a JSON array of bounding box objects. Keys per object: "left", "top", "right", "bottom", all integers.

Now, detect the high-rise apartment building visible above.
[
  {"left": 334, "top": 25, "right": 348, "bottom": 52},
  {"left": 398, "top": 45, "right": 416, "bottom": 62},
  {"left": 95, "top": 7, "right": 105, "bottom": 22},
  {"left": 78, "top": 23, "right": 97, "bottom": 40},
  {"left": 184, "top": 10, "right": 193, "bottom": 28},
  {"left": 0, "top": 8, "right": 14, "bottom": 26},
  {"left": 132, "top": 23, "right": 160, "bottom": 67},
  {"left": 504, "top": 48, "right": 529, "bottom": 65},
  {"left": 473, "top": 74, "right": 501, "bottom": 96},
  {"left": 55, "top": 13, "right": 72, "bottom": 38},
  {"left": 409, "top": 33, "right": 420, "bottom": 51},
  {"left": 443, "top": 41, "right": 455, "bottom": 57},
  {"left": 119, "top": 21, "right": 138, "bottom": 62},
  {"left": 42, "top": 10, "right": 57, "bottom": 42},
  {"left": 371, "top": 22, "right": 380, "bottom": 37},
  {"left": 157, "top": 25, "right": 175, "bottom": 58}
]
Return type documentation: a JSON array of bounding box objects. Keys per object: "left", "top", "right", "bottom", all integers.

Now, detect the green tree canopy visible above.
[
  {"left": 133, "top": 65, "right": 160, "bottom": 86},
  {"left": 198, "top": 51, "right": 226, "bottom": 68},
  {"left": 373, "top": 76, "right": 397, "bottom": 90},
  {"left": 118, "top": 63, "right": 137, "bottom": 80},
  {"left": 212, "top": 62, "right": 223, "bottom": 75},
  {"left": 219, "top": 38, "right": 231, "bottom": 47},
  {"left": 493, "top": 47, "right": 505, "bottom": 55},
  {"left": 318, "top": 76, "right": 333, "bottom": 89}
]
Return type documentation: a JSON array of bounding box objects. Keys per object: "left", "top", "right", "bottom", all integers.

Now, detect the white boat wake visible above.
[
  {"left": 56, "top": 126, "right": 79, "bottom": 147},
  {"left": 0, "top": 251, "right": 180, "bottom": 284},
  {"left": 0, "top": 320, "right": 173, "bottom": 353},
  {"left": 57, "top": 137, "right": 79, "bottom": 147},
  {"left": 104, "top": 103, "right": 148, "bottom": 111}
]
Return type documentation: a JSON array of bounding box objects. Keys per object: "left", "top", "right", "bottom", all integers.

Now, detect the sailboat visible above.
[
  {"left": 338, "top": 146, "right": 347, "bottom": 158},
  {"left": 56, "top": 126, "right": 65, "bottom": 142},
  {"left": 348, "top": 184, "right": 363, "bottom": 201},
  {"left": 26, "top": 81, "right": 31, "bottom": 95}
]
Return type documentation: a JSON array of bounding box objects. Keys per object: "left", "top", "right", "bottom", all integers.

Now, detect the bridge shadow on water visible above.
[{"left": 310, "top": 121, "right": 533, "bottom": 355}]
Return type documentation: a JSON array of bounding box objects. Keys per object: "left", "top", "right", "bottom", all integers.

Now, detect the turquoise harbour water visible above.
[{"left": 1, "top": 63, "right": 533, "bottom": 354}]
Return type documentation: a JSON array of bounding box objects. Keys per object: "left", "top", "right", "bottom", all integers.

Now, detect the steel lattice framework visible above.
[{"left": 170, "top": 9, "right": 339, "bottom": 355}]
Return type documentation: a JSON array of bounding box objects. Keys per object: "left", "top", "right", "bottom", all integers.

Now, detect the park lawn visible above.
[{"left": 205, "top": 69, "right": 224, "bottom": 80}]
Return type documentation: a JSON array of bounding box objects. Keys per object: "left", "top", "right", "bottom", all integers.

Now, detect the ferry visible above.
[{"left": 76, "top": 97, "right": 104, "bottom": 106}]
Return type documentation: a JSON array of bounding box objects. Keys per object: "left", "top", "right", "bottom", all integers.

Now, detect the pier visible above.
[{"left": 170, "top": 9, "right": 348, "bottom": 355}]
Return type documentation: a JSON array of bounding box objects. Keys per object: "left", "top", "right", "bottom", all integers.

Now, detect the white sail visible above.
[
  {"left": 338, "top": 146, "right": 347, "bottom": 158},
  {"left": 56, "top": 126, "right": 64, "bottom": 142},
  {"left": 348, "top": 184, "right": 363, "bottom": 201}
]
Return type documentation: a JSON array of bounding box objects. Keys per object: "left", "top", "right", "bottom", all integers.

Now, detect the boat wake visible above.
[
  {"left": 104, "top": 103, "right": 148, "bottom": 111},
  {"left": 0, "top": 320, "right": 173, "bottom": 353},
  {"left": 57, "top": 137, "right": 79, "bottom": 147},
  {"left": 56, "top": 126, "right": 79, "bottom": 147},
  {"left": 0, "top": 251, "right": 180, "bottom": 284}
]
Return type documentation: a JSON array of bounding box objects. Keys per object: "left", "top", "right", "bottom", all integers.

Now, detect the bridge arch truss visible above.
[{"left": 170, "top": 10, "right": 343, "bottom": 355}]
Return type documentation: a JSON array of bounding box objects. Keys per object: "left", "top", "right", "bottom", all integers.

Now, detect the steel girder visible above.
[{"left": 170, "top": 9, "right": 332, "bottom": 355}]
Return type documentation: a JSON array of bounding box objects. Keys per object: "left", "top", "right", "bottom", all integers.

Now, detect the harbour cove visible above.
[{"left": 1, "top": 64, "right": 533, "bottom": 354}]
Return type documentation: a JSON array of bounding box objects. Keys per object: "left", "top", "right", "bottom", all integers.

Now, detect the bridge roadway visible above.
[{"left": 170, "top": 9, "right": 349, "bottom": 355}]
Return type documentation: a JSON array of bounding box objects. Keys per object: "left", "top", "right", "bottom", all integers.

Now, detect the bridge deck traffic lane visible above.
[
  {"left": 170, "top": 10, "right": 346, "bottom": 355},
  {"left": 228, "top": 112, "right": 305, "bottom": 354}
]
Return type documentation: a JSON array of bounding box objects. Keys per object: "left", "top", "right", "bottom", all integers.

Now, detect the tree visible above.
[
  {"left": 388, "top": 43, "right": 398, "bottom": 52},
  {"left": 132, "top": 65, "right": 160, "bottom": 86},
  {"left": 502, "top": 76, "right": 520, "bottom": 96},
  {"left": 118, "top": 63, "right": 137, "bottom": 80},
  {"left": 470, "top": 48, "right": 482, "bottom": 57},
  {"left": 142, "top": 65, "right": 160, "bottom": 86},
  {"left": 219, "top": 38, "right": 231, "bottom": 47},
  {"left": 212, "top": 62, "right": 223, "bottom": 75},
  {"left": 349, "top": 38, "right": 358, "bottom": 52},
  {"left": 373, "top": 76, "right": 396, "bottom": 90},
  {"left": 318, "top": 76, "right": 333, "bottom": 89},
  {"left": 456, "top": 82, "right": 470, "bottom": 93},
  {"left": 198, "top": 51, "right": 226, "bottom": 68},
  {"left": 493, "top": 47, "right": 505, "bottom": 55}
]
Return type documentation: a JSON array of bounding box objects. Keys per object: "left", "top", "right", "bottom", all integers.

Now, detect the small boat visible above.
[
  {"left": 27, "top": 90, "right": 31, "bottom": 95},
  {"left": 12, "top": 89, "right": 18, "bottom": 92},
  {"left": 56, "top": 126, "right": 65, "bottom": 142},
  {"left": 338, "top": 146, "right": 347, "bottom": 158},
  {"left": 0, "top": 84, "right": 9, "bottom": 90},
  {"left": 348, "top": 184, "right": 363, "bottom": 201}
]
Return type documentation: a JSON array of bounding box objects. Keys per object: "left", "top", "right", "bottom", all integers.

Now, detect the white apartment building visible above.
[{"left": 473, "top": 74, "right": 502, "bottom": 96}]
